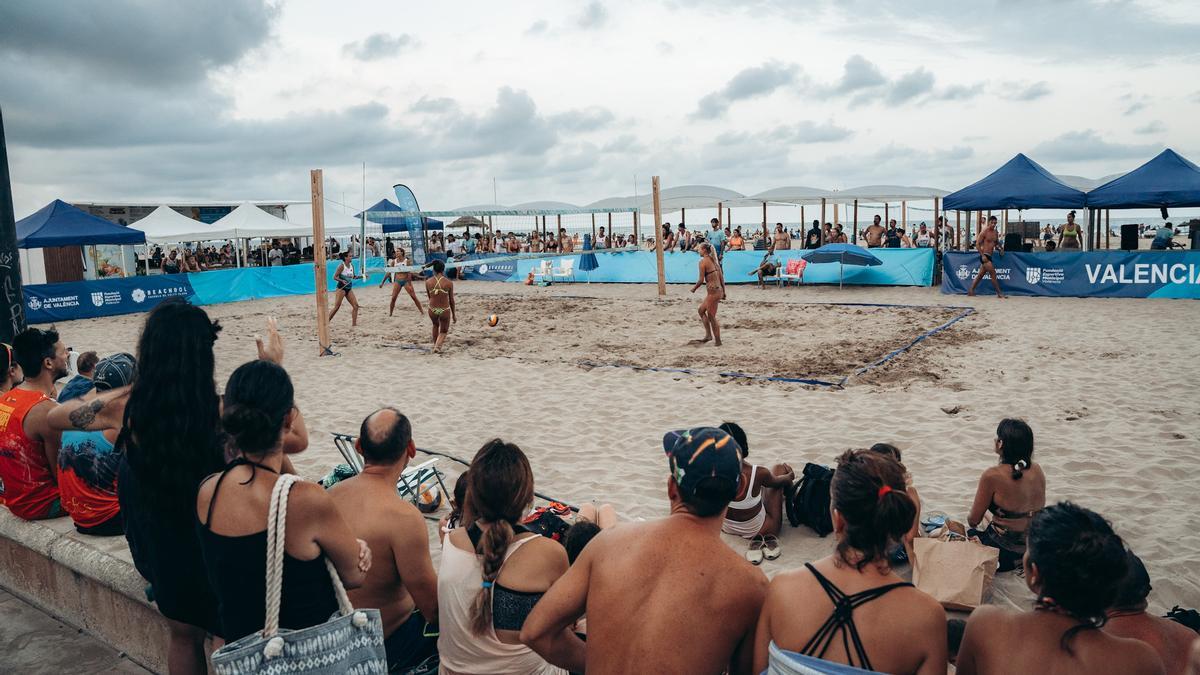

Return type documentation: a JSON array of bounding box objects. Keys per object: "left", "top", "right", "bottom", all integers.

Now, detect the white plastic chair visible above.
[
  {"left": 552, "top": 258, "right": 575, "bottom": 282},
  {"left": 779, "top": 259, "right": 807, "bottom": 287},
  {"left": 532, "top": 259, "right": 553, "bottom": 282}
]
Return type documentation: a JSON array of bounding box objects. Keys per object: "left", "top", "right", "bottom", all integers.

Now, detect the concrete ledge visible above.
[{"left": 0, "top": 510, "right": 169, "bottom": 673}]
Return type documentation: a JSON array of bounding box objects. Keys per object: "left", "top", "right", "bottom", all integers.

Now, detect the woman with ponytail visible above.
[
  {"left": 754, "top": 450, "right": 946, "bottom": 674},
  {"left": 195, "top": 360, "right": 369, "bottom": 642},
  {"left": 957, "top": 502, "right": 1164, "bottom": 674},
  {"left": 438, "top": 439, "right": 568, "bottom": 675},
  {"left": 968, "top": 418, "right": 1046, "bottom": 572}
]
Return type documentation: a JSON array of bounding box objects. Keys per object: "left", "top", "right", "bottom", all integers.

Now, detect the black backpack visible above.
[
  {"left": 1165, "top": 606, "right": 1200, "bottom": 633},
  {"left": 786, "top": 463, "right": 834, "bottom": 536}
]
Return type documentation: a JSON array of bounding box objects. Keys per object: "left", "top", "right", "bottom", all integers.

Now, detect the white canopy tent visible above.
[
  {"left": 212, "top": 202, "right": 308, "bottom": 239},
  {"left": 131, "top": 205, "right": 237, "bottom": 244}
]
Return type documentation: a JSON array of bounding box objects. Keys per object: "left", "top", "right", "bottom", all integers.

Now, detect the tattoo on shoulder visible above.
[{"left": 68, "top": 398, "right": 105, "bottom": 429}]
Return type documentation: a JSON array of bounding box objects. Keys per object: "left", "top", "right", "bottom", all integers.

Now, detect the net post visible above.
[
  {"left": 311, "top": 169, "right": 332, "bottom": 356},
  {"left": 653, "top": 176, "right": 665, "bottom": 297}
]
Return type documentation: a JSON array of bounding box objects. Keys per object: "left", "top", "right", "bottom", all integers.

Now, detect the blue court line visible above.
[
  {"left": 844, "top": 307, "right": 977, "bottom": 383},
  {"left": 576, "top": 360, "right": 842, "bottom": 387}
]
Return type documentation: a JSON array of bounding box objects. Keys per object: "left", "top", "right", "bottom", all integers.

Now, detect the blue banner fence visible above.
[{"left": 941, "top": 251, "right": 1200, "bottom": 299}]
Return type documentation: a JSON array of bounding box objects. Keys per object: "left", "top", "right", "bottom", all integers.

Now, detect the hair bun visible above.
[{"left": 222, "top": 405, "right": 278, "bottom": 453}]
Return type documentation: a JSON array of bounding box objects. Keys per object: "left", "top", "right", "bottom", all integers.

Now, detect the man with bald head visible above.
[{"left": 329, "top": 407, "right": 439, "bottom": 672}]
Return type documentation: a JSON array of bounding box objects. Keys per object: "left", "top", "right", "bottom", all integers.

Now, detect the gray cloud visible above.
[
  {"left": 1123, "top": 101, "right": 1147, "bottom": 116},
  {"left": 935, "top": 83, "right": 985, "bottom": 101},
  {"left": 1003, "top": 81, "right": 1051, "bottom": 101},
  {"left": 342, "top": 33, "right": 417, "bottom": 61},
  {"left": 1033, "top": 130, "right": 1160, "bottom": 162},
  {"left": 827, "top": 55, "right": 886, "bottom": 95},
  {"left": 551, "top": 107, "right": 615, "bottom": 132},
  {"left": 656, "top": 42, "right": 674, "bottom": 55},
  {"left": 1133, "top": 120, "right": 1165, "bottom": 135},
  {"left": 410, "top": 96, "right": 458, "bottom": 113},
  {"left": 886, "top": 68, "right": 935, "bottom": 104},
  {"left": 526, "top": 20, "right": 549, "bottom": 36},
  {"left": 578, "top": 1, "right": 608, "bottom": 29},
  {"left": 0, "top": 0, "right": 277, "bottom": 85},
  {"left": 693, "top": 61, "right": 801, "bottom": 119},
  {"left": 768, "top": 120, "right": 854, "bottom": 144}
]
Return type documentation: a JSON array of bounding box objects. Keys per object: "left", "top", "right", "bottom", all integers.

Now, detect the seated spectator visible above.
[
  {"left": 522, "top": 427, "right": 767, "bottom": 675},
  {"left": 0, "top": 327, "right": 69, "bottom": 520},
  {"left": 438, "top": 439, "right": 568, "bottom": 675},
  {"left": 753, "top": 449, "right": 946, "bottom": 674},
  {"left": 729, "top": 228, "right": 746, "bottom": 251},
  {"left": 1045, "top": 239, "right": 1058, "bottom": 252},
  {"left": 54, "top": 354, "right": 136, "bottom": 536},
  {"left": 956, "top": 502, "right": 1163, "bottom": 675},
  {"left": 968, "top": 418, "right": 1046, "bottom": 572},
  {"left": 329, "top": 407, "right": 440, "bottom": 673},
  {"left": 868, "top": 442, "right": 921, "bottom": 564},
  {"left": 899, "top": 227, "right": 914, "bottom": 248},
  {"left": 1, "top": 342, "right": 23, "bottom": 393},
  {"left": 439, "top": 470, "right": 472, "bottom": 542},
  {"left": 195, "top": 360, "right": 368, "bottom": 642},
  {"left": 1151, "top": 222, "right": 1176, "bottom": 250},
  {"left": 831, "top": 224, "right": 848, "bottom": 244},
  {"left": 748, "top": 245, "right": 782, "bottom": 289},
  {"left": 58, "top": 351, "right": 98, "bottom": 402},
  {"left": 1105, "top": 551, "right": 1196, "bottom": 675},
  {"left": 718, "top": 422, "right": 794, "bottom": 562}
]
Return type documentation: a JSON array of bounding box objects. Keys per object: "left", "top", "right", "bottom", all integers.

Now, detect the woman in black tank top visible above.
[
  {"left": 753, "top": 449, "right": 947, "bottom": 673},
  {"left": 195, "top": 360, "right": 368, "bottom": 641}
]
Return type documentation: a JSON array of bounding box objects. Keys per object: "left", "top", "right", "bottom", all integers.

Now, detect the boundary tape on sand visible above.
[
  {"left": 575, "top": 360, "right": 842, "bottom": 388},
  {"left": 844, "top": 306, "right": 976, "bottom": 383}
]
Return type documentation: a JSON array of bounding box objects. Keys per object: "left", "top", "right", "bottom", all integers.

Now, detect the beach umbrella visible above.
[
  {"left": 801, "top": 243, "right": 882, "bottom": 288},
  {"left": 578, "top": 233, "right": 600, "bottom": 283}
]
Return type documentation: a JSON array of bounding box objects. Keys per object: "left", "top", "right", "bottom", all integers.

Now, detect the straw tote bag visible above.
[{"left": 211, "top": 474, "right": 387, "bottom": 675}]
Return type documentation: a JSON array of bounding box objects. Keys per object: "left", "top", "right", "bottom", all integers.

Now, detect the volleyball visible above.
[{"left": 487, "top": 314, "right": 500, "bottom": 327}]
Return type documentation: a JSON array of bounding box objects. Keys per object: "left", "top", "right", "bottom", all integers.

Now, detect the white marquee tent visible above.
[{"left": 130, "top": 205, "right": 237, "bottom": 244}]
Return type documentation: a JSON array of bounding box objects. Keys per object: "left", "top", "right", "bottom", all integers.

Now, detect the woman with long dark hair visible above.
[
  {"left": 437, "top": 439, "right": 567, "bottom": 674},
  {"left": 957, "top": 502, "right": 1163, "bottom": 674},
  {"left": 968, "top": 418, "right": 1046, "bottom": 572},
  {"left": 329, "top": 250, "right": 361, "bottom": 326},
  {"left": 196, "top": 360, "right": 368, "bottom": 642},
  {"left": 753, "top": 449, "right": 946, "bottom": 674}
]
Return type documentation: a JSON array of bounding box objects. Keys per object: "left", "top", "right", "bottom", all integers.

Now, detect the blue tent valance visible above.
[
  {"left": 943, "top": 154, "right": 1086, "bottom": 211},
  {"left": 1086, "top": 149, "right": 1200, "bottom": 209},
  {"left": 356, "top": 199, "right": 443, "bottom": 233},
  {"left": 17, "top": 200, "right": 147, "bottom": 248}
]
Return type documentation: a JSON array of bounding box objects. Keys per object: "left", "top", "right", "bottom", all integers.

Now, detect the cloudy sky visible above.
[{"left": 2, "top": 0, "right": 1198, "bottom": 219}]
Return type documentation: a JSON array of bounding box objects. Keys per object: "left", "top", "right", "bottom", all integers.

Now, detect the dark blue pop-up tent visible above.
[
  {"left": 17, "top": 200, "right": 146, "bottom": 248},
  {"left": 943, "top": 154, "right": 1087, "bottom": 210},
  {"left": 1086, "top": 149, "right": 1200, "bottom": 208},
  {"left": 357, "top": 199, "right": 443, "bottom": 233}
]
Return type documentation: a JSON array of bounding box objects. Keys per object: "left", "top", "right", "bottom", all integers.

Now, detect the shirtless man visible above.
[
  {"left": 330, "top": 408, "right": 439, "bottom": 672},
  {"left": 424, "top": 259, "right": 456, "bottom": 352},
  {"left": 968, "top": 215, "right": 1005, "bottom": 298},
  {"left": 522, "top": 426, "right": 768, "bottom": 675},
  {"left": 772, "top": 223, "right": 791, "bottom": 251},
  {"left": 865, "top": 215, "right": 886, "bottom": 248},
  {"left": 1105, "top": 552, "right": 1196, "bottom": 675},
  {"left": 388, "top": 248, "right": 424, "bottom": 317},
  {"left": 691, "top": 242, "right": 724, "bottom": 346}
]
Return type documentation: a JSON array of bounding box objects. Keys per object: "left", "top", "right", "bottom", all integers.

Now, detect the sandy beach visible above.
[{"left": 55, "top": 281, "right": 1200, "bottom": 614}]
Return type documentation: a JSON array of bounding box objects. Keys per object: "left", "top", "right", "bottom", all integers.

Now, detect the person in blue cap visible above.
[{"left": 522, "top": 426, "right": 768, "bottom": 675}]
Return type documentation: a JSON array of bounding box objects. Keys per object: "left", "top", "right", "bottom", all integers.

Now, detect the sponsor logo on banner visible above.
[
  {"left": 140, "top": 285, "right": 191, "bottom": 300},
  {"left": 479, "top": 264, "right": 489, "bottom": 274},
  {"left": 956, "top": 265, "right": 971, "bottom": 280},
  {"left": 1040, "top": 268, "right": 1065, "bottom": 284},
  {"left": 27, "top": 297, "right": 42, "bottom": 311},
  {"left": 131, "top": 288, "right": 147, "bottom": 303},
  {"left": 1085, "top": 262, "right": 1200, "bottom": 285},
  {"left": 1026, "top": 267, "right": 1042, "bottom": 284},
  {"left": 31, "top": 294, "right": 81, "bottom": 311},
  {"left": 91, "top": 292, "right": 105, "bottom": 307},
  {"left": 90, "top": 290, "right": 124, "bottom": 307}
]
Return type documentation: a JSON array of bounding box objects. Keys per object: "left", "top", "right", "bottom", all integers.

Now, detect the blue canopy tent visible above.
[
  {"left": 17, "top": 199, "right": 146, "bottom": 248},
  {"left": 1086, "top": 149, "right": 1200, "bottom": 209},
  {"left": 356, "top": 199, "right": 443, "bottom": 233},
  {"left": 943, "top": 154, "right": 1087, "bottom": 211}
]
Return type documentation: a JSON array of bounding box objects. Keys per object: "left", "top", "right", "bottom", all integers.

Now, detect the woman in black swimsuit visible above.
[
  {"left": 753, "top": 449, "right": 947, "bottom": 674},
  {"left": 968, "top": 418, "right": 1046, "bottom": 572}
]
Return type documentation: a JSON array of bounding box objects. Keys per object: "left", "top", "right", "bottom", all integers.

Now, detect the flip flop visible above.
[
  {"left": 763, "top": 534, "right": 782, "bottom": 561},
  {"left": 745, "top": 535, "right": 766, "bottom": 565}
]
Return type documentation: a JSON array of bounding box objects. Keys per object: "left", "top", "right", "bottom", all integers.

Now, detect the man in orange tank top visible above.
[{"left": 0, "top": 327, "right": 68, "bottom": 520}]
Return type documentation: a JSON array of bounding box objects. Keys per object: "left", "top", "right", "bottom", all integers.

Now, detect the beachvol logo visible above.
[
  {"left": 479, "top": 264, "right": 489, "bottom": 274},
  {"left": 1026, "top": 267, "right": 1042, "bottom": 284},
  {"left": 91, "top": 292, "right": 105, "bottom": 307},
  {"left": 27, "top": 296, "right": 42, "bottom": 311},
  {"left": 955, "top": 265, "right": 971, "bottom": 280},
  {"left": 131, "top": 288, "right": 146, "bottom": 303}
]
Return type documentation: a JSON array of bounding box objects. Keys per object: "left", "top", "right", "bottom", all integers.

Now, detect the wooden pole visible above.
[
  {"left": 885, "top": 203, "right": 889, "bottom": 226},
  {"left": 820, "top": 198, "right": 827, "bottom": 229},
  {"left": 761, "top": 202, "right": 767, "bottom": 241},
  {"left": 681, "top": 207, "right": 685, "bottom": 226},
  {"left": 853, "top": 199, "right": 859, "bottom": 244},
  {"left": 801, "top": 205, "right": 805, "bottom": 228},
  {"left": 591, "top": 212, "right": 596, "bottom": 245},
  {"left": 1105, "top": 209, "right": 1111, "bottom": 249},
  {"left": 652, "top": 176, "right": 666, "bottom": 296},
  {"left": 634, "top": 210, "right": 639, "bottom": 242},
  {"left": 955, "top": 210, "right": 961, "bottom": 250},
  {"left": 607, "top": 212, "right": 612, "bottom": 245},
  {"left": 833, "top": 202, "right": 839, "bottom": 227},
  {"left": 902, "top": 201, "right": 907, "bottom": 231},
  {"left": 933, "top": 198, "right": 941, "bottom": 247},
  {"left": 717, "top": 202, "right": 723, "bottom": 227},
  {"left": 310, "top": 169, "right": 332, "bottom": 357}
]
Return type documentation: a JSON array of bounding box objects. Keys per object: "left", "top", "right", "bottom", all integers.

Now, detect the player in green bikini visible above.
[{"left": 424, "top": 259, "right": 456, "bottom": 352}]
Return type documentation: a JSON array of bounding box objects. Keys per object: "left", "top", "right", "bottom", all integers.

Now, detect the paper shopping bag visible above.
[{"left": 912, "top": 536, "right": 999, "bottom": 611}]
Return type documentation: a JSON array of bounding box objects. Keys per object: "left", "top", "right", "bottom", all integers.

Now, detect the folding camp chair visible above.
[{"left": 331, "top": 432, "right": 451, "bottom": 507}]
